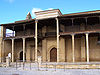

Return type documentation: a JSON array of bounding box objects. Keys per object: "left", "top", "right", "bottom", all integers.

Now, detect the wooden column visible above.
[
  {"left": 23, "top": 25, "right": 26, "bottom": 36},
  {"left": 85, "top": 17, "right": 88, "bottom": 25},
  {"left": 12, "top": 26, "right": 15, "bottom": 37},
  {"left": 12, "top": 39, "right": 14, "bottom": 62},
  {"left": 72, "top": 34, "right": 75, "bottom": 62},
  {"left": 86, "top": 33, "right": 89, "bottom": 62},
  {"left": 35, "top": 20, "right": 38, "bottom": 62},
  {"left": 71, "top": 18, "right": 74, "bottom": 26},
  {"left": 99, "top": 16, "right": 100, "bottom": 24},
  {"left": 23, "top": 38, "right": 25, "bottom": 62},
  {"left": 56, "top": 18, "right": 60, "bottom": 62}
]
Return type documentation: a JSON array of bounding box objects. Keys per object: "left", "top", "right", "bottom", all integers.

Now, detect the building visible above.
[{"left": 0, "top": 9, "right": 100, "bottom": 63}]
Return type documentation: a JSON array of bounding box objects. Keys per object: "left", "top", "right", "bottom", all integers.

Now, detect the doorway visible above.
[{"left": 50, "top": 48, "right": 57, "bottom": 62}]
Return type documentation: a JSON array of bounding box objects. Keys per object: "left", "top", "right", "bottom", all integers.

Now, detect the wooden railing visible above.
[
  {"left": 5, "top": 32, "right": 35, "bottom": 38},
  {"left": 45, "top": 32, "right": 56, "bottom": 37},
  {"left": 5, "top": 32, "right": 57, "bottom": 38},
  {"left": 63, "top": 24, "right": 100, "bottom": 33},
  {"left": 6, "top": 33, "right": 15, "bottom": 37}
]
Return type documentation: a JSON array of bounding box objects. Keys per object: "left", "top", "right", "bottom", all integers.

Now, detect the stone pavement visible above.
[{"left": 0, "top": 67, "right": 100, "bottom": 75}]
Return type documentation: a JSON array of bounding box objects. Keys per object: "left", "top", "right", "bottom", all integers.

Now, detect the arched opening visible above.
[
  {"left": 19, "top": 51, "right": 26, "bottom": 61},
  {"left": 19, "top": 51, "right": 23, "bottom": 61},
  {"left": 50, "top": 48, "right": 57, "bottom": 62}
]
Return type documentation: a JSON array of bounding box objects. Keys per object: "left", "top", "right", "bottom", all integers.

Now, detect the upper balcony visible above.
[
  {"left": 2, "top": 10, "right": 100, "bottom": 38},
  {"left": 60, "top": 24, "right": 100, "bottom": 35},
  {"left": 6, "top": 30, "right": 35, "bottom": 39},
  {"left": 59, "top": 16, "right": 100, "bottom": 35},
  {"left": 2, "top": 20, "right": 35, "bottom": 39}
]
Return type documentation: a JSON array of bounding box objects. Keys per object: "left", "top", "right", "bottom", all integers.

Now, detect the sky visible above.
[{"left": 0, "top": 0, "right": 100, "bottom": 24}]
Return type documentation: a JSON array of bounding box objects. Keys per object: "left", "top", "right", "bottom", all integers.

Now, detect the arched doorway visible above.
[
  {"left": 20, "top": 51, "right": 23, "bottom": 61},
  {"left": 19, "top": 51, "right": 26, "bottom": 61},
  {"left": 50, "top": 48, "right": 57, "bottom": 62}
]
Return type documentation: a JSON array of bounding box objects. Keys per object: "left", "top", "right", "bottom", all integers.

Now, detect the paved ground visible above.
[
  {"left": 0, "top": 67, "right": 100, "bottom": 75},
  {"left": 0, "top": 62, "right": 100, "bottom": 75}
]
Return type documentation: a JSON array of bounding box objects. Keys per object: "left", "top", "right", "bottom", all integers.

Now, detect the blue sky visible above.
[{"left": 0, "top": 0, "right": 100, "bottom": 24}]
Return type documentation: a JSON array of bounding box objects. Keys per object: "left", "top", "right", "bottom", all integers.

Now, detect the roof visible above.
[
  {"left": 1, "top": 9, "right": 100, "bottom": 26},
  {"left": 1, "top": 19, "right": 35, "bottom": 26},
  {"left": 35, "top": 9, "right": 62, "bottom": 14},
  {"left": 60, "top": 10, "right": 100, "bottom": 17},
  {"left": 34, "top": 9, "right": 62, "bottom": 20},
  {"left": 26, "top": 12, "right": 32, "bottom": 20}
]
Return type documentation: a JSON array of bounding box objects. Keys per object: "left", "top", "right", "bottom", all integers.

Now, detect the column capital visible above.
[
  {"left": 35, "top": 19, "right": 38, "bottom": 23},
  {"left": 12, "top": 26, "right": 15, "bottom": 30},
  {"left": 71, "top": 33, "right": 75, "bottom": 36},
  {"left": 85, "top": 33, "right": 89, "bottom": 35},
  {"left": 98, "top": 16, "right": 100, "bottom": 18},
  {"left": 23, "top": 24, "right": 26, "bottom": 26},
  {"left": 10, "top": 38, "right": 15, "bottom": 41},
  {"left": 55, "top": 17, "right": 59, "bottom": 20},
  {"left": 11, "top": 38, "right": 14, "bottom": 41},
  {"left": 22, "top": 38, "right": 26, "bottom": 40},
  {"left": 84, "top": 17, "right": 88, "bottom": 19},
  {"left": 11, "top": 38, "right": 15, "bottom": 40},
  {"left": 71, "top": 18, "right": 74, "bottom": 20},
  {"left": 23, "top": 24, "right": 26, "bottom": 28}
]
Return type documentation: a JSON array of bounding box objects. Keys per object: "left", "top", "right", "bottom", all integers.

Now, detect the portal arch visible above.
[{"left": 50, "top": 47, "right": 57, "bottom": 62}]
